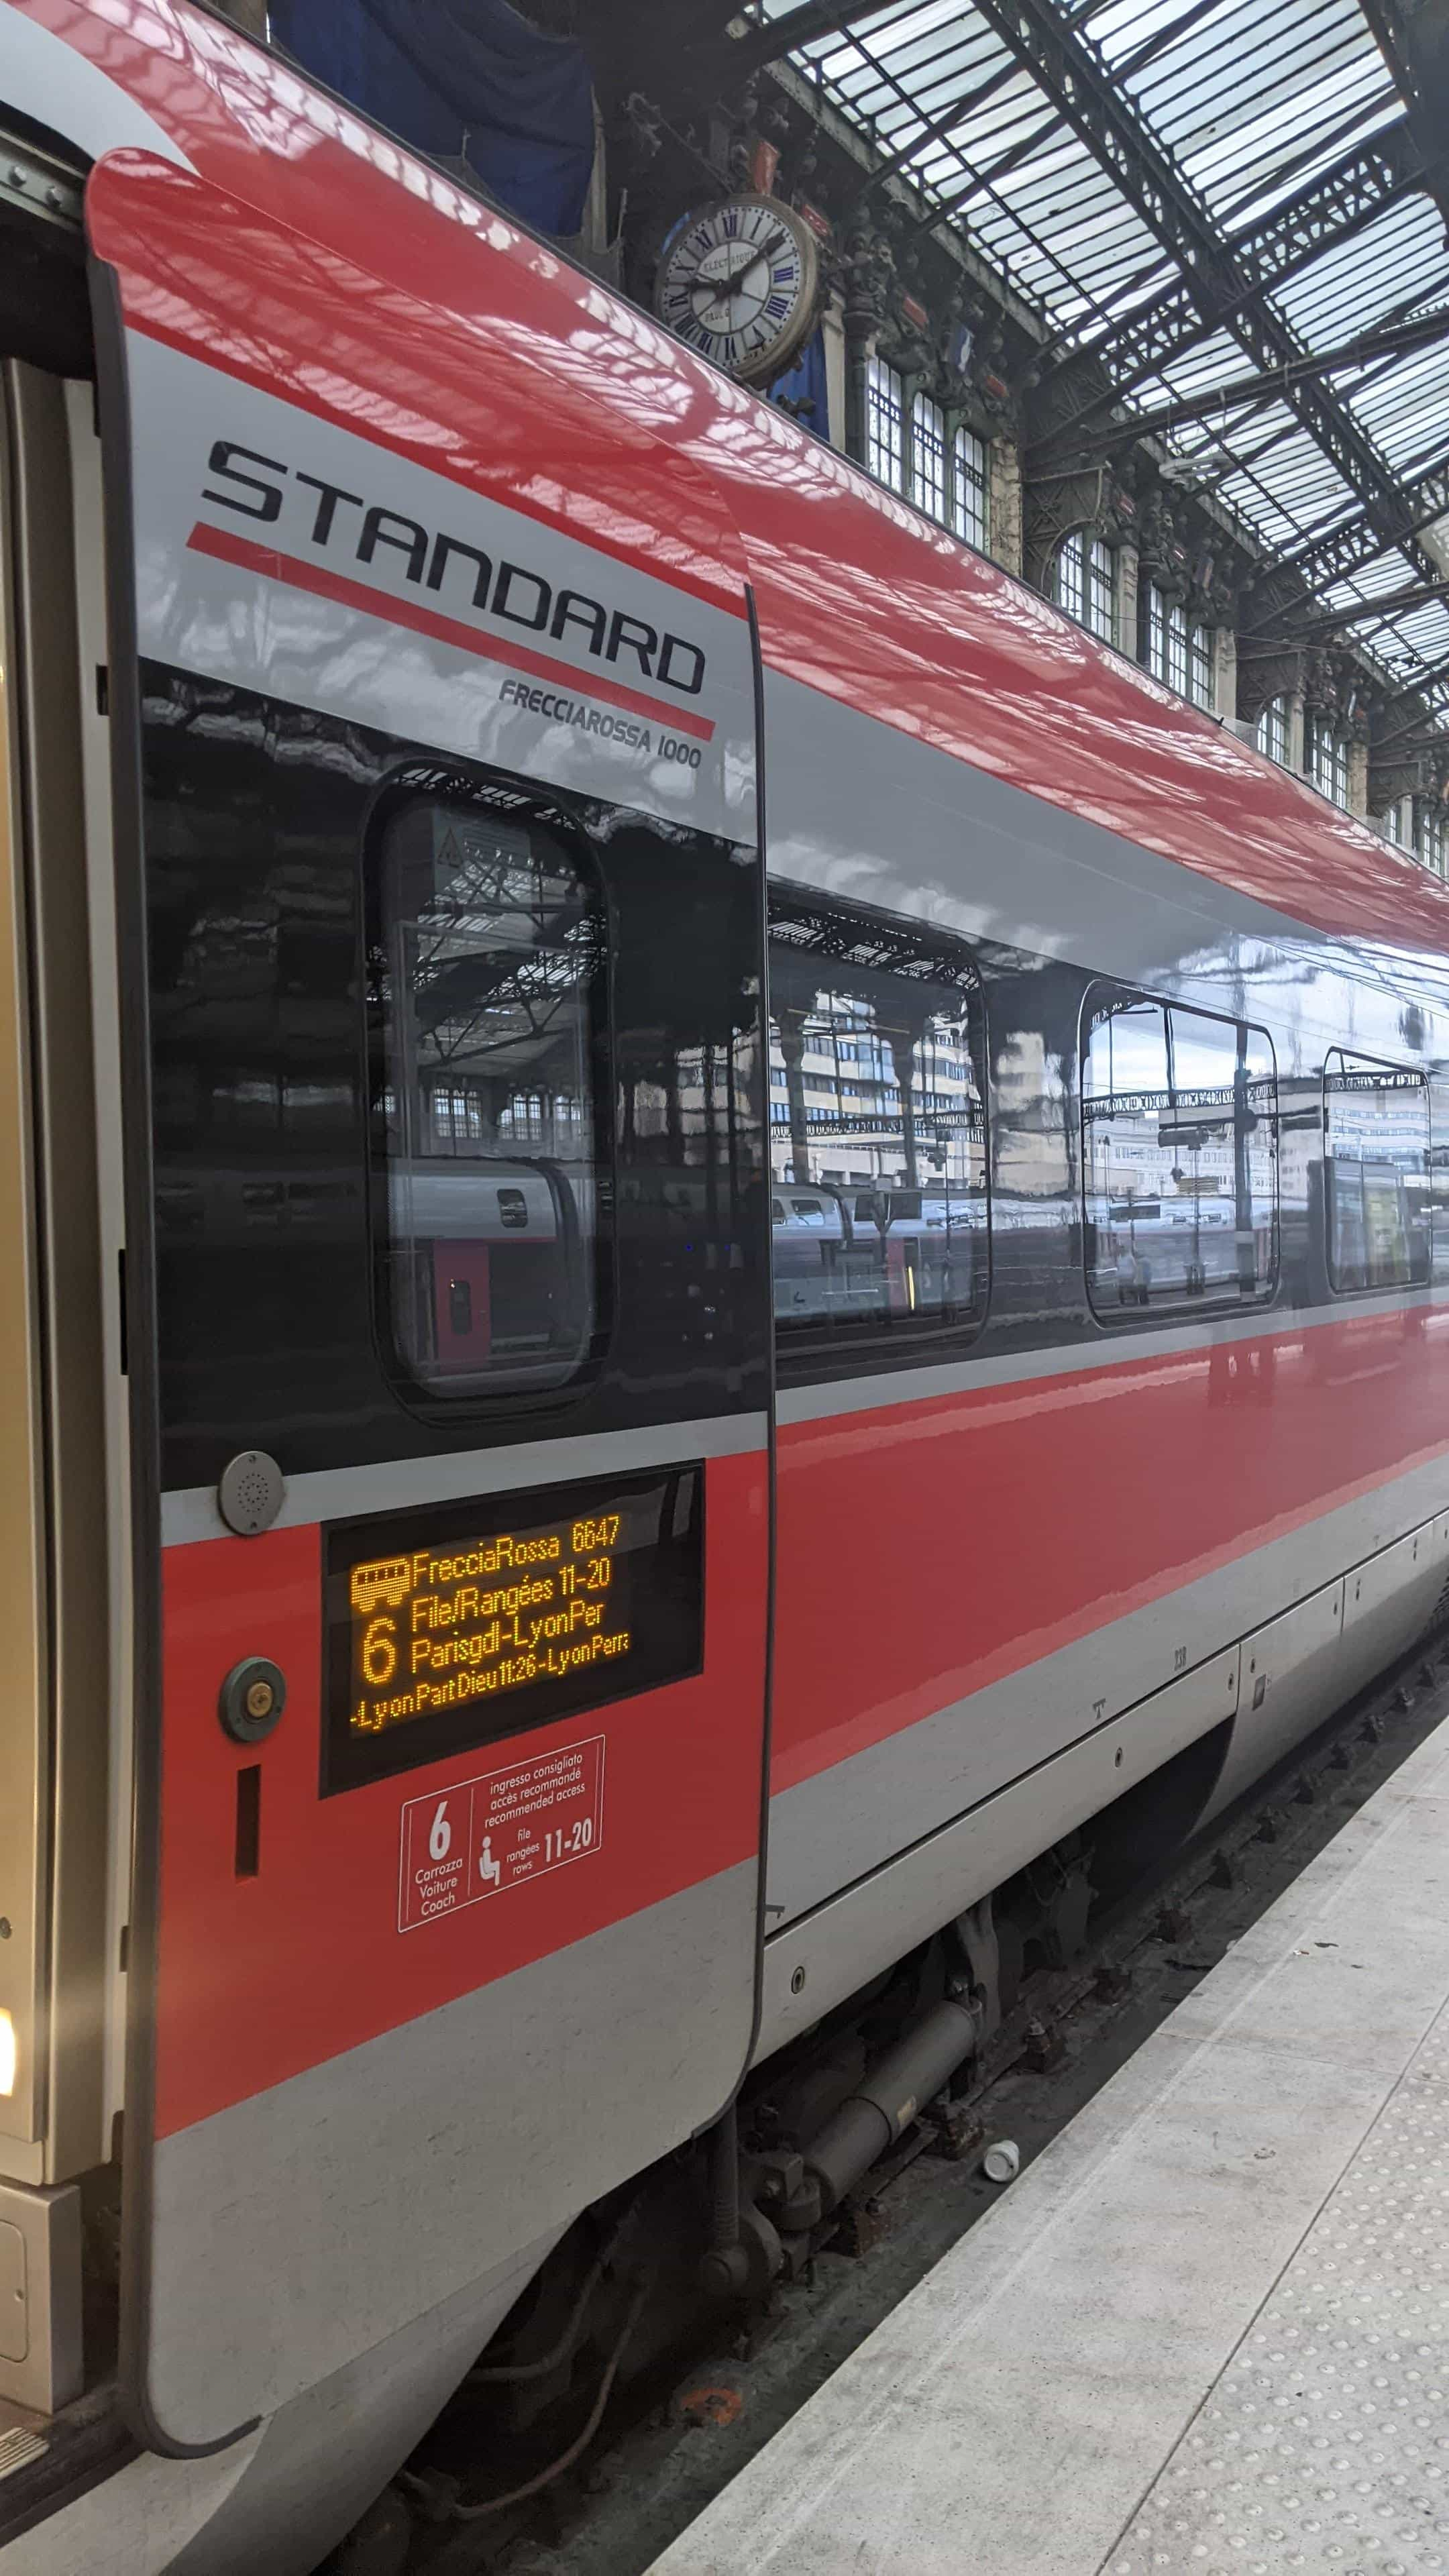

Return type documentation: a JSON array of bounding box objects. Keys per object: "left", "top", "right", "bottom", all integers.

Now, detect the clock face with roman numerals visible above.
[{"left": 655, "top": 195, "right": 820, "bottom": 387}]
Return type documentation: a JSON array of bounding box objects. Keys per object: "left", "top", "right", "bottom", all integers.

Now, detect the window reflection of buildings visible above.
[
  {"left": 766, "top": 995, "right": 981, "bottom": 1194},
  {"left": 767, "top": 939, "right": 988, "bottom": 1345},
  {"left": 378, "top": 805, "right": 602, "bottom": 1395},
  {"left": 413, "top": 1081, "right": 589, "bottom": 1158},
  {"left": 1099, "top": 1102, "right": 1248, "bottom": 1200}
]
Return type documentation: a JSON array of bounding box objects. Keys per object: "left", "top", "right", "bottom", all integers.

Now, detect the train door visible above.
[
  {"left": 87, "top": 155, "right": 772, "bottom": 2454},
  {"left": 0, "top": 350, "right": 117, "bottom": 2408}
]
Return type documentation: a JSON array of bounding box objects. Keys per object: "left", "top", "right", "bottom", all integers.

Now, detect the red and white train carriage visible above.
[{"left": 1, "top": 5, "right": 1448, "bottom": 2565}]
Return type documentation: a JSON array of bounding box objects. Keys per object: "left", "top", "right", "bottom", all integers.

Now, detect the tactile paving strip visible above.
[{"left": 1106, "top": 2000, "right": 1449, "bottom": 2575}]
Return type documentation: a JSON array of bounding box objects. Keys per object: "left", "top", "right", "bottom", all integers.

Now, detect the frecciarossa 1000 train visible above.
[{"left": 2, "top": 5, "right": 1449, "bottom": 2566}]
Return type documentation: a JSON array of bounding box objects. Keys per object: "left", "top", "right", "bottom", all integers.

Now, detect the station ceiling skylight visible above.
[{"left": 745, "top": 0, "right": 1449, "bottom": 711}]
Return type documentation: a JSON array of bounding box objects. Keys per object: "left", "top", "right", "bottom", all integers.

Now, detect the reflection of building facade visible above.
[
  {"left": 1324, "top": 1069, "right": 1429, "bottom": 1168},
  {"left": 767, "top": 996, "right": 983, "bottom": 1193},
  {"left": 1091, "top": 1086, "right": 1275, "bottom": 1216}
]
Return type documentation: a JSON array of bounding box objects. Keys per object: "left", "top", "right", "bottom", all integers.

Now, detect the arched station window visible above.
[
  {"left": 1307, "top": 715, "right": 1351, "bottom": 811},
  {"left": 910, "top": 391, "right": 947, "bottom": 519},
  {"left": 1055, "top": 529, "right": 1116, "bottom": 645},
  {"left": 1255, "top": 697, "right": 1290, "bottom": 766},
  {"left": 866, "top": 354, "right": 906, "bottom": 490},
  {"left": 1418, "top": 806, "right": 1448, "bottom": 877},
  {"left": 1144, "top": 583, "right": 1214, "bottom": 708},
  {"left": 865, "top": 359, "right": 991, "bottom": 551},
  {"left": 952, "top": 425, "right": 989, "bottom": 549}
]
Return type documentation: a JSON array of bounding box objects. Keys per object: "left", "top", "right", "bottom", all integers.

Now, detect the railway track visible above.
[{"left": 331, "top": 1635, "right": 1449, "bottom": 2576}]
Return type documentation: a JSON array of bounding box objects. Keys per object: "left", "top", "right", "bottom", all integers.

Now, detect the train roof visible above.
[{"left": 15, "top": 0, "right": 1449, "bottom": 973}]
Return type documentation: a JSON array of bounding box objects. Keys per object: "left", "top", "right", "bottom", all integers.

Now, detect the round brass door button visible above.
[{"left": 219, "top": 1656, "right": 287, "bottom": 1744}]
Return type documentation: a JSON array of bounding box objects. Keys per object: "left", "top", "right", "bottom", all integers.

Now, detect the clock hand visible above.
[
  {"left": 733, "top": 229, "right": 790, "bottom": 290},
  {"left": 695, "top": 229, "right": 792, "bottom": 304},
  {"left": 720, "top": 231, "right": 790, "bottom": 296}
]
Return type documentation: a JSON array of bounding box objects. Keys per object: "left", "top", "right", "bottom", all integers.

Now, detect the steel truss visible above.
[
  {"left": 1239, "top": 453, "right": 1449, "bottom": 633},
  {"left": 1034, "top": 119, "right": 1426, "bottom": 441},
  {"left": 970, "top": 0, "right": 1442, "bottom": 588},
  {"left": 1046, "top": 304, "right": 1449, "bottom": 459}
]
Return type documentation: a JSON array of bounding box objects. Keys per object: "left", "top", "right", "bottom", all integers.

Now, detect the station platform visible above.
[{"left": 651, "top": 1713, "right": 1449, "bottom": 2576}]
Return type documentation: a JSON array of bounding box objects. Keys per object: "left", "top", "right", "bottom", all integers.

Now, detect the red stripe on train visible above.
[{"left": 771, "top": 1303, "right": 1449, "bottom": 1793}]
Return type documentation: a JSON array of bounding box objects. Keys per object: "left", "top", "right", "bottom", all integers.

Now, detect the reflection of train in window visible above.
[
  {"left": 771, "top": 1183, "right": 986, "bottom": 1332},
  {"left": 767, "top": 888, "right": 988, "bottom": 1362},
  {"left": 382, "top": 1159, "right": 592, "bottom": 1386}
]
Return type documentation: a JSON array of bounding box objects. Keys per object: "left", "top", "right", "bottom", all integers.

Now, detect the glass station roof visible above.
[{"left": 746, "top": 0, "right": 1449, "bottom": 716}]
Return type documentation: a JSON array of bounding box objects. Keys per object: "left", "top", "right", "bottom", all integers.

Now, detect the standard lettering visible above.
[
  {"left": 198, "top": 434, "right": 712, "bottom": 698},
  {"left": 203, "top": 439, "right": 286, "bottom": 523}
]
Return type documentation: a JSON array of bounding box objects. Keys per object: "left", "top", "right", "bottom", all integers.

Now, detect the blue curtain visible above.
[
  {"left": 767, "top": 327, "right": 828, "bottom": 437},
  {"left": 272, "top": 0, "right": 595, "bottom": 237}
]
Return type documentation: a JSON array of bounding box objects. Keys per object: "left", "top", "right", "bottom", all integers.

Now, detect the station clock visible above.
[{"left": 654, "top": 193, "right": 820, "bottom": 386}]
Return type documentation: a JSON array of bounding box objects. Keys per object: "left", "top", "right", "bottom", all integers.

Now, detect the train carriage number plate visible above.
[{"left": 398, "top": 1734, "right": 605, "bottom": 1931}]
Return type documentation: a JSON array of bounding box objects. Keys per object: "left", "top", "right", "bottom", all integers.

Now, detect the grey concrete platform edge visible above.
[{"left": 649, "top": 1716, "right": 1449, "bottom": 2576}]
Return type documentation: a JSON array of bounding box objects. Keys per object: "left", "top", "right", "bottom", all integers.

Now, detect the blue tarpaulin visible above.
[
  {"left": 767, "top": 326, "right": 828, "bottom": 437},
  {"left": 272, "top": 0, "right": 595, "bottom": 236}
]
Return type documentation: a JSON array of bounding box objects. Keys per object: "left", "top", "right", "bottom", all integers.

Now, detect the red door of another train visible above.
[{"left": 88, "top": 153, "right": 771, "bottom": 2452}]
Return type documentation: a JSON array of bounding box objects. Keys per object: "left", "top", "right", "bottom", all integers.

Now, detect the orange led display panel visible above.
[{"left": 323, "top": 1464, "right": 704, "bottom": 1792}]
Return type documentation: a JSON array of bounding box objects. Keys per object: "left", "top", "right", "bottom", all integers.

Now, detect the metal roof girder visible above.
[
  {"left": 1040, "top": 303, "right": 1449, "bottom": 459},
  {"left": 1254, "top": 573, "right": 1449, "bottom": 641},
  {"left": 969, "top": 0, "right": 1248, "bottom": 291},
  {"left": 1036, "top": 119, "right": 1426, "bottom": 432},
  {"left": 724, "top": 0, "right": 904, "bottom": 78},
  {"left": 1245, "top": 452, "right": 1449, "bottom": 606},
  {"left": 764, "top": 56, "right": 1049, "bottom": 338},
  {"left": 969, "top": 0, "right": 1439, "bottom": 578}
]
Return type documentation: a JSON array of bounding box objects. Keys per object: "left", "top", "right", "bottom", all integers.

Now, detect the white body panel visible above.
[{"left": 126, "top": 335, "right": 757, "bottom": 845}]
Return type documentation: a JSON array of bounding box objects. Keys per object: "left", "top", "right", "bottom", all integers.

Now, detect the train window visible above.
[
  {"left": 767, "top": 888, "right": 988, "bottom": 1368},
  {"left": 1323, "top": 1051, "right": 1431, "bottom": 1293},
  {"left": 1082, "top": 990, "right": 1278, "bottom": 1318},
  {"left": 368, "top": 788, "right": 605, "bottom": 1399}
]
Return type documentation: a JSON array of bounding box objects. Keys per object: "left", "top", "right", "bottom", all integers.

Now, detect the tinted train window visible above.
[
  {"left": 1083, "top": 991, "right": 1277, "bottom": 1318},
  {"left": 1324, "top": 1051, "right": 1430, "bottom": 1292},
  {"left": 370, "top": 792, "right": 605, "bottom": 1398},
  {"left": 767, "top": 889, "right": 987, "bottom": 1366}
]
